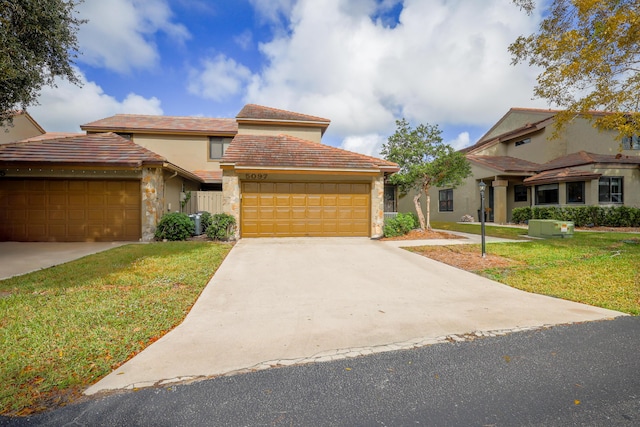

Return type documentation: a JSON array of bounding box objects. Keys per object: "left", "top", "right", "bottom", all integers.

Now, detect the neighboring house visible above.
[
  {"left": 0, "top": 105, "right": 398, "bottom": 242},
  {"left": 0, "top": 111, "right": 46, "bottom": 144},
  {"left": 399, "top": 108, "right": 640, "bottom": 224}
]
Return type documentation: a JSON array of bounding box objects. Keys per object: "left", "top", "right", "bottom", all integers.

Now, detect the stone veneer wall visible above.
[
  {"left": 141, "top": 167, "right": 164, "bottom": 242},
  {"left": 222, "top": 171, "right": 240, "bottom": 239},
  {"left": 371, "top": 174, "right": 385, "bottom": 238}
]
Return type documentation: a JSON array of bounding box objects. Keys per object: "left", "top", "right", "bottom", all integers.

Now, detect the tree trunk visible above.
[
  {"left": 423, "top": 184, "right": 432, "bottom": 230},
  {"left": 413, "top": 192, "right": 426, "bottom": 230}
]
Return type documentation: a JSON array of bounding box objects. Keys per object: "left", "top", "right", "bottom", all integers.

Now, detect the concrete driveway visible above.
[
  {"left": 86, "top": 237, "right": 623, "bottom": 395},
  {"left": 0, "top": 242, "right": 133, "bottom": 280}
]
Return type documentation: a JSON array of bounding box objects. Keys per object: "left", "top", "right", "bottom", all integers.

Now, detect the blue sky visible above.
[{"left": 30, "top": 0, "right": 551, "bottom": 156}]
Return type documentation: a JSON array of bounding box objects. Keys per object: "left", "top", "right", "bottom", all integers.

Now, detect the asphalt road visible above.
[{"left": 3, "top": 316, "right": 639, "bottom": 426}]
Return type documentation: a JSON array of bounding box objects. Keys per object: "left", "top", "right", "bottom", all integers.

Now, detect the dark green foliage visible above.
[
  {"left": 383, "top": 212, "right": 419, "bottom": 237},
  {"left": 199, "top": 211, "right": 213, "bottom": 232},
  {"left": 154, "top": 212, "right": 195, "bottom": 241},
  {"left": 1, "top": 0, "right": 84, "bottom": 125},
  {"left": 205, "top": 213, "right": 237, "bottom": 240},
  {"left": 511, "top": 206, "right": 640, "bottom": 227}
]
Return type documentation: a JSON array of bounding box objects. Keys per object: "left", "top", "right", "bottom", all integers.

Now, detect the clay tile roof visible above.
[
  {"left": 192, "top": 169, "right": 223, "bottom": 183},
  {"left": 20, "top": 132, "right": 84, "bottom": 142},
  {"left": 524, "top": 168, "right": 602, "bottom": 185},
  {"left": 222, "top": 134, "right": 398, "bottom": 171},
  {"left": 236, "top": 104, "right": 330, "bottom": 124},
  {"left": 0, "top": 132, "right": 166, "bottom": 167},
  {"left": 81, "top": 114, "right": 238, "bottom": 134},
  {"left": 467, "top": 155, "right": 540, "bottom": 173},
  {"left": 539, "top": 151, "right": 640, "bottom": 170}
]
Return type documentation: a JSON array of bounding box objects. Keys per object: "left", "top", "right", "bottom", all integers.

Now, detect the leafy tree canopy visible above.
[
  {"left": 510, "top": 0, "right": 640, "bottom": 138},
  {"left": 382, "top": 119, "right": 471, "bottom": 230},
  {"left": 0, "top": 0, "right": 84, "bottom": 125}
]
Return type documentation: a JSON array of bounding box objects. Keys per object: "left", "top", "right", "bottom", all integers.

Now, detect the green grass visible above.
[
  {"left": 414, "top": 227, "right": 640, "bottom": 316},
  {"left": 0, "top": 242, "right": 232, "bottom": 416},
  {"left": 431, "top": 221, "right": 530, "bottom": 239}
]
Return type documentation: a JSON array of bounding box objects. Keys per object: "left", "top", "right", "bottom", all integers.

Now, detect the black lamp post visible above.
[{"left": 479, "top": 180, "right": 486, "bottom": 258}]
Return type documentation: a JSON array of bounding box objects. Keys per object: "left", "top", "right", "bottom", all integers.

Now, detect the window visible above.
[
  {"left": 566, "top": 181, "right": 585, "bottom": 204},
  {"left": 515, "top": 138, "right": 531, "bottom": 147},
  {"left": 116, "top": 132, "right": 132, "bottom": 140},
  {"left": 439, "top": 189, "right": 453, "bottom": 212},
  {"left": 535, "top": 183, "right": 558, "bottom": 205},
  {"left": 599, "top": 177, "right": 623, "bottom": 203},
  {"left": 514, "top": 184, "right": 527, "bottom": 202},
  {"left": 384, "top": 185, "right": 397, "bottom": 212},
  {"left": 622, "top": 135, "right": 640, "bottom": 150},
  {"left": 209, "top": 137, "right": 232, "bottom": 159}
]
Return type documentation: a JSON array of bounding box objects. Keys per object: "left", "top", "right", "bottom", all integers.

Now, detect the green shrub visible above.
[
  {"left": 511, "top": 205, "right": 640, "bottom": 227},
  {"left": 199, "top": 211, "right": 213, "bottom": 231},
  {"left": 206, "top": 213, "right": 237, "bottom": 240},
  {"left": 154, "top": 212, "right": 195, "bottom": 241},
  {"left": 511, "top": 207, "right": 532, "bottom": 224},
  {"left": 384, "top": 212, "right": 418, "bottom": 237}
]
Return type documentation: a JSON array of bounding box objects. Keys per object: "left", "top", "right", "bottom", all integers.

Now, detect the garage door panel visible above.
[
  {"left": 68, "top": 209, "right": 86, "bottom": 221},
  {"left": 275, "top": 208, "right": 290, "bottom": 219},
  {"left": 241, "top": 181, "right": 370, "bottom": 237},
  {"left": 10, "top": 194, "right": 27, "bottom": 206},
  {"left": 0, "top": 179, "right": 140, "bottom": 242},
  {"left": 292, "top": 195, "right": 306, "bottom": 206},
  {"left": 49, "top": 181, "right": 67, "bottom": 191}
]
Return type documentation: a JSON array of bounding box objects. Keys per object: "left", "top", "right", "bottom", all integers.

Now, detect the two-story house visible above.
[
  {"left": 400, "top": 108, "right": 640, "bottom": 224},
  {"left": 0, "top": 104, "right": 398, "bottom": 242}
]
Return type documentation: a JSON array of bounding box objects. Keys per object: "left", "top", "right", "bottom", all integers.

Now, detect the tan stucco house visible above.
[
  {"left": 0, "top": 111, "right": 46, "bottom": 144},
  {"left": 400, "top": 108, "right": 640, "bottom": 224},
  {"left": 0, "top": 105, "right": 398, "bottom": 242}
]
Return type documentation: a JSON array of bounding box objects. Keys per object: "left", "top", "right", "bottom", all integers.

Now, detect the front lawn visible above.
[
  {"left": 408, "top": 230, "right": 640, "bottom": 315},
  {"left": 0, "top": 242, "right": 232, "bottom": 416}
]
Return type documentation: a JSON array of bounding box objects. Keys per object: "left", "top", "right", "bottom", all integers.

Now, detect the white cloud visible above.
[
  {"left": 29, "top": 70, "right": 163, "bottom": 132},
  {"left": 340, "top": 133, "right": 387, "bottom": 157},
  {"left": 235, "top": 0, "right": 549, "bottom": 154},
  {"left": 446, "top": 132, "right": 471, "bottom": 151},
  {"left": 77, "top": 0, "right": 190, "bottom": 73},
  {"left": 187, "top": 55, "right": 253, "bottom": 102}
]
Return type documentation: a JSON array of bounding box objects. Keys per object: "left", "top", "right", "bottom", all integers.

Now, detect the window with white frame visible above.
[
  {"left": 209, "top": 137, "right": 232, "bottom": 160},
  {"left": 439, "top": 189, "right": 453, "bottom": 212},
  {"left": 599, "top": 177, "right": 623, "bottom": 203}
]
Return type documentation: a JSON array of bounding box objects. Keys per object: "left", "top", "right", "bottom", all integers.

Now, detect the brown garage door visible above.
[
  {"left": 241, "top": 182, "right": 370, "bottom": 237},
  {"left": 0, "top": 179, "right": 141, "bottom": 242}
]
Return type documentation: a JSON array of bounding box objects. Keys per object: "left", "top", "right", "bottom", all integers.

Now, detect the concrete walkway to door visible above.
[{"left": 86, "top": 237, "right": 623, "bottom": 395}]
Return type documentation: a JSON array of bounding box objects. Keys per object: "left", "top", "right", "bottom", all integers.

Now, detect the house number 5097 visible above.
[{"left": 244, "top": 173, "right": 268, "bottom": 180}]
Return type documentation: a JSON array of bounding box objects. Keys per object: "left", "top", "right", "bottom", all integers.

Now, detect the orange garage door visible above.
[
  {"left": 241, "top": 182, "right": 370, "bottom": 237},
  {"left": 0, "top": 179, "right": 141, "bottom": 242}
]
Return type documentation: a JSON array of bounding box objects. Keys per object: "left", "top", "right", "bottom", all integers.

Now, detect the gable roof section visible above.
[
  {"left": 20, "top": 132, "right": 84, "bottom": 142},
  {"left": 222, "top": 134, "right": 398, "bottom": 173},
  {"left": 476, "top": 108, "right": 558, "bottom": 144},
  {"left": 523, "top": 169, "right": 602, "bottom": 185},
  {"left": 237, "top": 104, "right": 330, "bottom": 123},
  {"left": 464, "top": 114, "right": 554, "bottom": 154},
  {"left": 0, "top": 132, "right": 166, "bottom": 167},
  {"left": 466, "top": 155, "right": 540, "bottom": 174},
  {"left": 192, "top": 169, "right": 223, "bottom": 183},
  {"left": 539, "top": 151, "right": 640, "bottom": 170},
  {"left": 236, "top": 104, "right": 331, "bottom": 135},
  {"left": 81, "top": 114, "right": 237, "bottom": 136}
]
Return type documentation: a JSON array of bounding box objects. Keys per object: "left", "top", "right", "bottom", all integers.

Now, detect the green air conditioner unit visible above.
[{"left": 528, "top": 219, "right": 574, "bottom": 238}]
